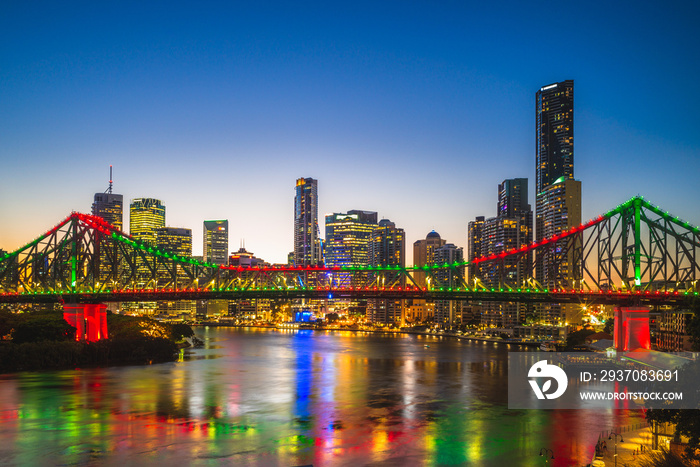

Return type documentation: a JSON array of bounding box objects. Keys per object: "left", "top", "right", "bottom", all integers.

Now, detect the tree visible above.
[
  {"left": 0, "top": 310, "right": 23, "bottom": 338},
  {"left": 603, "top": 317, "right": 614, "bottom": 335},
  {"left": 635, "top": 449, "right": 693, "bottom": 467},
  {"left": 686, "top": 307, "right": 700, "bottom": 351},
  {"left": 270, "top": 299, "right": 292, "bottom": 322},
  {"left": 106, "top": 314, "right": 169, "bottom": 340},
  {"left": 325, "top": 313, "right": 339, "bottom": 323},
  {"left": 170, "top": 323, "right": 195, "bottom": 341},
  {"left": 646, "top": 358, "right": 700, "bottom": 461},
  {"left": 564, "top": 328, "right": 596, "bottom": 350},
  {"left": 11, "top": 316, "right": 76, "bottom": 344}
]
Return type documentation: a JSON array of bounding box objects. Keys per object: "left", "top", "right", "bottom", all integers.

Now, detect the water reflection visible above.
[{"left": 0, "top": 328, "right": 643, "bottom": 466}]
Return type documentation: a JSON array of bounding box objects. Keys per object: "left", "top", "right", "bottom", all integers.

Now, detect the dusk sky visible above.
[{"left": 1, "top": 1, "right": 699, "bottom": 264}]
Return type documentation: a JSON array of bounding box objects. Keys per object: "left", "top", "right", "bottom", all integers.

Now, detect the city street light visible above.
[
  {"left": 609, "top": 431, "right": 624, "bottom": 467},
  {"left": 539, "top": 447, "right": 555, "bottom": 464}
]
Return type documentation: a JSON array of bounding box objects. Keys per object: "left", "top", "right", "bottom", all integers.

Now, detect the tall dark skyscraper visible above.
[
  {"left": 467, "top": 216, "right": 484, "bottom": 282},
  {"left": 92, "top": 166, "right": 123, "bottom": 231},
  {"left": 293, "top": 177, "right": 322, "bottom": 267},
  {"left": 536, "top": 80, "right": 574, "bottom": 193},
  {"left": 535, "top": 80, "right": 581, "bottom": 325},
  {"left": 92, "top": 166, "right": 124, "bottom": 288},
  {"left": 498, "top": 179, "right": 531, "bottom": 224}
]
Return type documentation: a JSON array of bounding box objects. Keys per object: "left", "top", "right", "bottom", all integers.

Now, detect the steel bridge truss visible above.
[
  {"left": 1, "top": 197, "right": 699, "bottom": 305},
  {"left": 467, "top": 197, "right": 700, "bottom": 295}
]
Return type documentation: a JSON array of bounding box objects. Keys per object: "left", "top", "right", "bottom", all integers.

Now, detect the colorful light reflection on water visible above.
[{"left": 0, "top": 328, "right": 644, "bottom": 466}]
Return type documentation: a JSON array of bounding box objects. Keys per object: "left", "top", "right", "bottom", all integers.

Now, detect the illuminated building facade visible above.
[
  {"left": 657, "top": 310, "right": 694, "bottom": 352},
  {"left": 92, "top": 172, "right": 124, "bottom": 289},
  {"left": 203, "top": 220, "right": 229, "bottom": 265},
  {"left": 412, "top": 231, "right": 445, "bottom": 287},
  {"left": 156, "top": 227, "right": 194, "bottom": 315},
  {"left": 469, "top": 178, "right": 533, "bottom": 328},
  {"left": 481, "top": 218, "right": 522, "bottom": 286},
  {"left": 480, "top": 217, "right": 523, "bottom": 327},
  {"left": 293, "top": 177, "right": 322, "bottom": 267},
  {"left": 92, "top": 166, "right": 123, "bottom": 230},
  {"left": 197, "top": 220, "right": 229, "bottom": 318},
  {"left": 92, "top": 194, "right": 123, "bottom": 231},
  {"left": 324, "top": 210, "right": 377, "bottom": 286},
  {"left": 229, "top": 247, "right": 267, "bottom": 268},
  {"left": 369, "top": 219, "right": 405, "bottom": 324},
  {"left": 405, "top": 301, "right": 434, "bottom": 323},
  {"left": 535, "top": 177, "right": 582, "bottom": 324},
  {"left": 123, "top": 198, "right": 166, "bottom": 310},
  {"left": 536, "top": 80, "right": 574, "bottom": 193},
  {"left": 130, "top": 198, "right": 165, "bottom": 245},
  {"left": 535, "top": 80, "right": 581, "bottom": 326},
  {"left": 156, "top": 227, "right": 192, "bottom": 257},
  {"left": 227, "top": 247, "right": 269, "bottom": 319},
  {"left": 433, "top": 243, "right": 464, "bottom": 326},
  {"left": 498, "top": 178, "right": 532, "bottom": 247},
  {"left": 371, "top": 219, "right": 405, "bottom": 270},
  {"left": 536, "top": 178, "right": 582, "bottom": 251},
  {"left": 412, "top": 231, "right": 446, "bottom": 326},
  {"left": 467, "top": 216, "right": 485, "bottom": 281}
]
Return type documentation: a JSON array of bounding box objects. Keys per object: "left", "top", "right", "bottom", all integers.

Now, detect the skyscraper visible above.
[
  {"left": 535, "top": 178, "right": 582, "bottom": 325},
  {"left": 369, "top": 219, "right": 405, "bottom": 324},
  {"left": 156, "top": 227, "right": 192, "bottom": 257},
  {"left": 156, "top": 227, "right": 193, "bottom": 316},
  {"left": 92, "top": 166, "right": 123, "bottom": 231},
  {"left": 412, "top": 231, "right": 446, "bottom": 287},
  {"left": 293, "top": 178, "right": 322, "bottom": 267},
  {"left": 535, "top": 80, "right": 581, "bottom": 325},
  {"left": 92, "top": 167, "right": 124, "bottom": 287},
  {"left": 498, "top": 177, "right": 533, "bottom": 282},
  {"left": 203, "top": 220, "right": 229, "bottom": 265},
  {"left": 467, "top": 216, "right": 485, "bottom": 282},
  {"left": 479, "top": 216, "right": 524, "bottom": 327},
  {"left": 536, "top": 80, "right": 574, "bottom": 193},
  {"left": 498, "top": 178, "right": 532, "bottom": 235},
  {"left": 468, "top": 178, "right": 533, "bottom": 328},
  {"left": 324, "top": 210, "right": 377, "bottom": 286},
  {"left": 433, "top": 243, "right": 464, "bottom": 326},
  {"left": 536, "top": 178, "right": 582, "bottom": 288},
  {"left": 371, "top": 219, "right": 405, "bottom": 269},
  {"left": 130, "top": 198, "right": 166, "bottom": 246}
]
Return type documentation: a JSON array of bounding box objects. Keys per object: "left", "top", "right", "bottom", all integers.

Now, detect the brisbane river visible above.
[{"left": 0, "top": 327, "right": 643, "bottom": 466}]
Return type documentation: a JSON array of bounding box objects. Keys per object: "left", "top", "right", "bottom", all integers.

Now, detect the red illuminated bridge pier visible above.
[{"left": 1, "top": 196, "right": 699, "bottom": 341}]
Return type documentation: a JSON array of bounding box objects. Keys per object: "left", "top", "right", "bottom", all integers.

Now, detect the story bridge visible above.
[{"left": 1, "top": 196, "right": 698, "bottom": 341}]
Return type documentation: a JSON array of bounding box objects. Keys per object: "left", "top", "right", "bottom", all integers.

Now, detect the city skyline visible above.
[{"left": 1, "top": 2, "right": 699, "bottom": 264}]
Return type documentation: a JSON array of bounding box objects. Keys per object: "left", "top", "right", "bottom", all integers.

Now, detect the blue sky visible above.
[{"left": 1, "top": 1, "right": 699, "bottom": 263}]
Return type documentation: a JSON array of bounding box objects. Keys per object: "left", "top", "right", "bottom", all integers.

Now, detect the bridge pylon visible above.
[
  {"left": 63, "top": 303, "right": 108, "bottom": 342},
  {"left": 613, "top": 306, "right": 650, "bottom": 352}
]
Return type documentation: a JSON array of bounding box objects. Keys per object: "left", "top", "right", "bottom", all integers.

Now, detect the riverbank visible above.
[
  {"left": 590, "top": 423, "right": 653, "bottom": 466},
  {"left": 0, "top": 337, "right": 180, "bottom": 373},
  {"left": 191, "top": 323, "right": 542, "bottom": 348}
]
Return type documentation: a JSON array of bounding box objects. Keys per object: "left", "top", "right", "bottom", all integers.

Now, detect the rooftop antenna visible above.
[{"left": 105, "top": 165, "right": 113, "bottom": 194}]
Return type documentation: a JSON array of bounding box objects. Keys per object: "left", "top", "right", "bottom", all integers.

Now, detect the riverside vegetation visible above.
[{"left": 0, "top": 309, "right": 194, "bottom": 373}]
